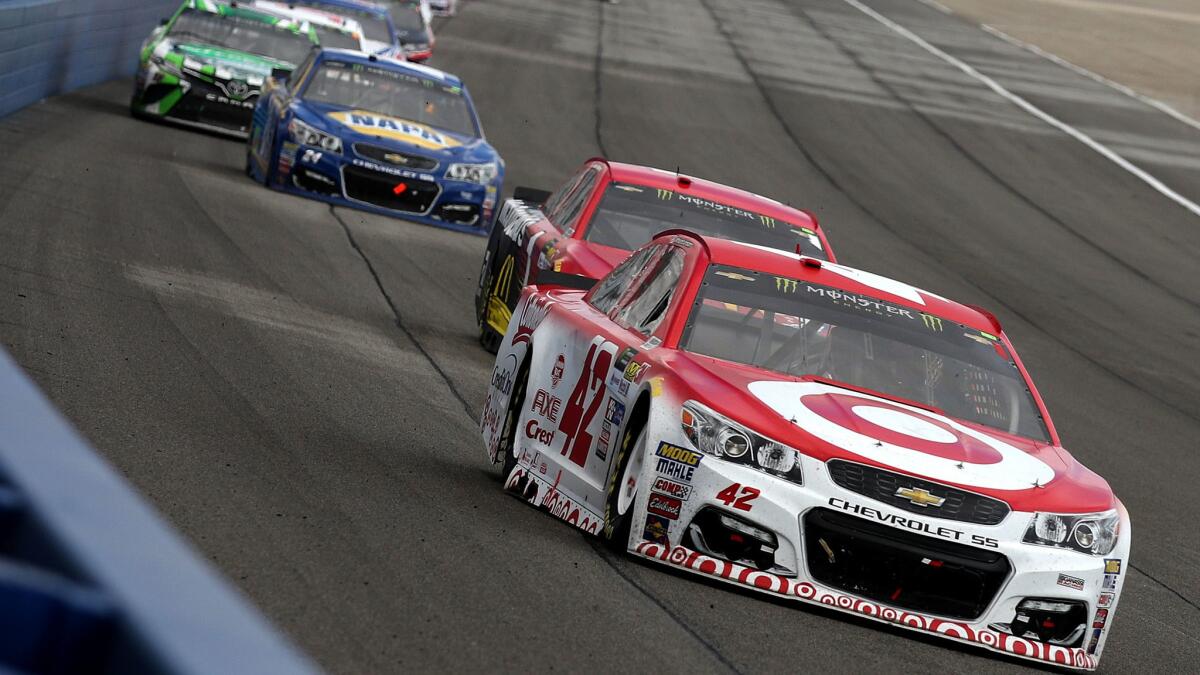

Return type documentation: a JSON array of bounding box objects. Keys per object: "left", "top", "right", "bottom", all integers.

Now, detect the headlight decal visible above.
[
  {"left": 1023, "top": 510, "right": 1119, "bottom": 556},
  {"left": 288, "top": 118, "right": 343, "bottom": 154},
  {"left": 681, "top": 400, "right": 803, "bottom": 483},
  {"left": 446, "top": 162, "right": 498, "bottom": 185}
]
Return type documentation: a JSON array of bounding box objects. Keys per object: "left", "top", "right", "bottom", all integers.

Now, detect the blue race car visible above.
[{"left": 246, "top": 49, "right": 504, "bottom": 232}]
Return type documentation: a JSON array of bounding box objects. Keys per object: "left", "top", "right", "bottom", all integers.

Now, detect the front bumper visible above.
[
  {"left": 270, "top": 140, "right": 498, "bottom": 234},
  {"left": 629, "top": 435, "right": 1130, "bottom": 671},
  {"left": 133, "top": 63, "right": 258, "bottom": 137}
]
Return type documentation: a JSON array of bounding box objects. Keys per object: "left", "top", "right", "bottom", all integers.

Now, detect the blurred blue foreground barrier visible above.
[
  {"left": 0, "top": 0, "right": 179, "bottom": 118},
  {"left": 0, "top": 347, "right": 319, "bottom": 674}
]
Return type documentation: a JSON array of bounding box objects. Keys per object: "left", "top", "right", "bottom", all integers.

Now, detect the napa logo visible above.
[{"left": 327, "top": 110, "right": 462, "bottom": 150}]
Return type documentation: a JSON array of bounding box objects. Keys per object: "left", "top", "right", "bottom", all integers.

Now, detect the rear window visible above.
[{"left": 584, "top": 182, "right": 826, "bottom": 259}]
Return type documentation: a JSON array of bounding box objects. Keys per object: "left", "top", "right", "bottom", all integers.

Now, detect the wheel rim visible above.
[{"left": 616, "top": 428, "right": 646, "bottom": 516}]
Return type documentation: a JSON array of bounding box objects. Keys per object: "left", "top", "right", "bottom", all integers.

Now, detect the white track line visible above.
[
  {"left": 838, "top": 0, "right": 1200, "bottom": 220},
  {"left": 978, "top": 24, "right": 1200, "bottom": 134}
]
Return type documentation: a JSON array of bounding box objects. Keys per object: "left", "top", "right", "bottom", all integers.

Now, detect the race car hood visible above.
[
  {"left": 168, "top": 41, "right": 290, "bottom": 82},
  {"left": 668, "top": 352, "right": 1115, "bottom": 513},
  {"left": 303, "top": 101, "right": 493, "bottom": 161}
]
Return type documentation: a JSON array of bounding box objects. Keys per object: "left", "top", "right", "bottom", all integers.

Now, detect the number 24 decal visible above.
[{"left": 716, "top": 483, "right": 760, "bottom": 511}]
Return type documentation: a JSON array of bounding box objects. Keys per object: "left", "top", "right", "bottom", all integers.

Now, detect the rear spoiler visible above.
[
  {"left": 512, "top": 186, "right": 552, "bottom": 208},
  {"left": 534, "top": 269, "right": 596, "bottom": 291}
]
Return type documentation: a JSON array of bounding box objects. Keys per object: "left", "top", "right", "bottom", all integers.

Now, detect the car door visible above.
[
  {"left": 537, "top": 243, "right": 691, "bottom": 510},
  {"left": 529, "top": 162, "right": 605, "bottom": 274},
  {"left": 520, "top": 245, "right": 662, "bottom": 512}
]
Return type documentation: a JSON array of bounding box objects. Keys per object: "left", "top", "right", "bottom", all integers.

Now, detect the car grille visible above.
[
  {"left": 828, "top": 459, "right": 1010, "bottom": 526},
  {"left": 804, "top": 508, "right": 1011, "bottom": 620},
  {"left": 342, "top": 164, "right": 439, "bottom": 214},
  {"left": 352, "top": 144, "right": 439, "bottom": 171},
  {"left": 166, "top": 80, "right": 257, "bottom": 132}
]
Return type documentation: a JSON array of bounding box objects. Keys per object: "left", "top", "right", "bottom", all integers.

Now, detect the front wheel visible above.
[{"left": 601, "top": 418, "right": 648, "bottom": 551}]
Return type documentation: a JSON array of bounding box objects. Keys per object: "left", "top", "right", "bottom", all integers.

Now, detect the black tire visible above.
[
  {"left": 476, "top": 229, "right": 507, "bottom": 353},
  {"left": 129, "top": 98, "right": 148, "bottom": 121},
  {"left": 496, "top": 357, "right": 530, "bottom": 482},
  {"left": 601, "top": 411, "right": 648, "bottom": 551},
  {"left": 479, "top": 312, "right": 503, "bottom": 353}
]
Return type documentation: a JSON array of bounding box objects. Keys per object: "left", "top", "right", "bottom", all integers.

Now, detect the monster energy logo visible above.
[
  {"left": 775, "top": 277, "right": 799, "bottom": 293},
  {"left": 656, "top": 189, "right": 673, "bottom": 200},
  {"left": 922, "top": 314, "right": 944, "bottom": 331},
  {"left": 759, "top": 215, "right": 776, "bottom": 228}
]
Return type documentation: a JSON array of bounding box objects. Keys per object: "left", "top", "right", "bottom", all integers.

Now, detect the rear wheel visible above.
[
  {"left": 601, "top": 414, "right": 648, "bottom": 551},
  {"left": 496, "top": 358, "right": 530, "bottom": 481},
  {"left": 476, "top": 243, "right": 505, "bottom": 353}
]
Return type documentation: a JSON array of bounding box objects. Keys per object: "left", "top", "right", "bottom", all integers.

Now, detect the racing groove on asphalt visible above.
[{"left": 1, "top": 0, "right": 1199, "bottom": 671}]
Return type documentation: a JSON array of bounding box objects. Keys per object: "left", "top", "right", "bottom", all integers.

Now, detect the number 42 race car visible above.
[{"left": 480, "top": 230, "right": 1130, "bottom": 671}]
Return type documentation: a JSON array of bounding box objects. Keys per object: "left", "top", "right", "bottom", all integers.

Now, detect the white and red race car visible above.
[{"left": 480, "top": 230, "right": 1130, "bottom": 670}]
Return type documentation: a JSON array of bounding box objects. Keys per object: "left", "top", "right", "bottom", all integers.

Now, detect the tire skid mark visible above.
[
  {"left": 593, "top": 0, "right": 610, "bottom": 157},
  {"left": 330, "top": 205, "right": 476, "bottom": 419},
  {"left": 821, "top": 0, "right": 1200, "bottom": 310},
  {"left": 588, "top": 538, "right": 744, "bottom": 674},
  {"left": 696, "top": 0, "right": 1200, "bottom": 430},
  {"left": 586, "top": 6, "right": 743, "bottom": 670}
]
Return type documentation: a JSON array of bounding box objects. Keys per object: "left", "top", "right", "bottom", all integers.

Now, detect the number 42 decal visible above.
[
  {"left": 716, "top": 483, "right": 760, "bottom": 511},
  {"left": 558, "top": 336, "right": 617, "bottom": 467}
]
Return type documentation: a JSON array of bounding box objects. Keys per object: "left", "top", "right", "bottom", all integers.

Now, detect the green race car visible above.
[{"left": 131, "top": 0, "right": 318, "bottom": 137}]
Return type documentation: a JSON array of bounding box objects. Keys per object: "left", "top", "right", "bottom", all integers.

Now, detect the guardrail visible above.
[
  {"left": 0, "top": 0, "right": 178, "bottom": 118},
  {"left": 0, "top": 347, "right": 318, "bottom": 674}
]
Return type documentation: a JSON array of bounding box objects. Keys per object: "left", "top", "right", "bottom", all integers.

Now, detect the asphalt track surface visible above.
[{"left": 2, "top": 0, "right": 1199, "bottom": 672}]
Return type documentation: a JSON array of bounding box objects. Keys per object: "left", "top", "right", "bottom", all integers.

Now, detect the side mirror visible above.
[{"left": 512, "top": 186, "right": 551, "bottom": 206}]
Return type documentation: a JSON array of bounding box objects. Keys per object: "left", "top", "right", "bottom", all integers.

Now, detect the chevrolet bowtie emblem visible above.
[
  {"left": 384, "top": 153, "right": 409, "bottom": 165},
  {"left": 895, "top": 486, "right": 945, "bottom": 507}
]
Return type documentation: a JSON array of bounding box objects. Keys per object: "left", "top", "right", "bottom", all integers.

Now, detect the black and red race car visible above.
[{"left": 474, "top": 159, "right": 835, "bottom": 351}]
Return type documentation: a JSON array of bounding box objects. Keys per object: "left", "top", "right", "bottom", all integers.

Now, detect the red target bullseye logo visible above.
[
  {"left": 802, "top": 394, "right": 1003, "bottom": 465},
  {"left": 748, "top": 381, "right": 1056, "bottom": 490}
]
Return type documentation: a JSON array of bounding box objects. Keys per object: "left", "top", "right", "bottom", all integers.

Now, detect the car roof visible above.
[
  {"left": 189, "top": 0, "right": 303, "bottom": 27},
  {"left": 682, "top": 233, "right": 1001, "bottom": 333},
  {"left": 316, "top": 48, "right": 462, "bottom": 86},
  {"left": 600, "top": 160, "right": 820, "bottom": 232},
  {"left": 297, "top": 0, "right": 389, "bottom": 16},
  {"left": 252, "top": 1, "right": 364, "bottom": 32}
]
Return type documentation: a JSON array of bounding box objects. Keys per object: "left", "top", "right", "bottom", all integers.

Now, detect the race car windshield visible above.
[
  {"left": 168, "top": 10, "right": 312, "bottom": 65},
  {"left": 303, "top": 61, "right": 478, "bottom": 137},
  {"left": 681, "top": 265, "right": 1051, "bottom": 441},
  {"left": 289, "top": 2, "right": 392, "bottom": 43},
  {"left": 312, "top": 25, "right": 360, "bottom": 50},
  {"left": 585, "top": 183, "right": 826, "bottom": 259}
]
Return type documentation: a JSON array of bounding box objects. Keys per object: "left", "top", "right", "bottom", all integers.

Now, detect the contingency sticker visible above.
[{"left": 643, "top": 513, "right": 670, "bottom": 545}]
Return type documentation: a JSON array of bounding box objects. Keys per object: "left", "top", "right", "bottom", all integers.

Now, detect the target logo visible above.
[{"left": 748, "top": 381, "right": 1055, "bottom": 490}]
